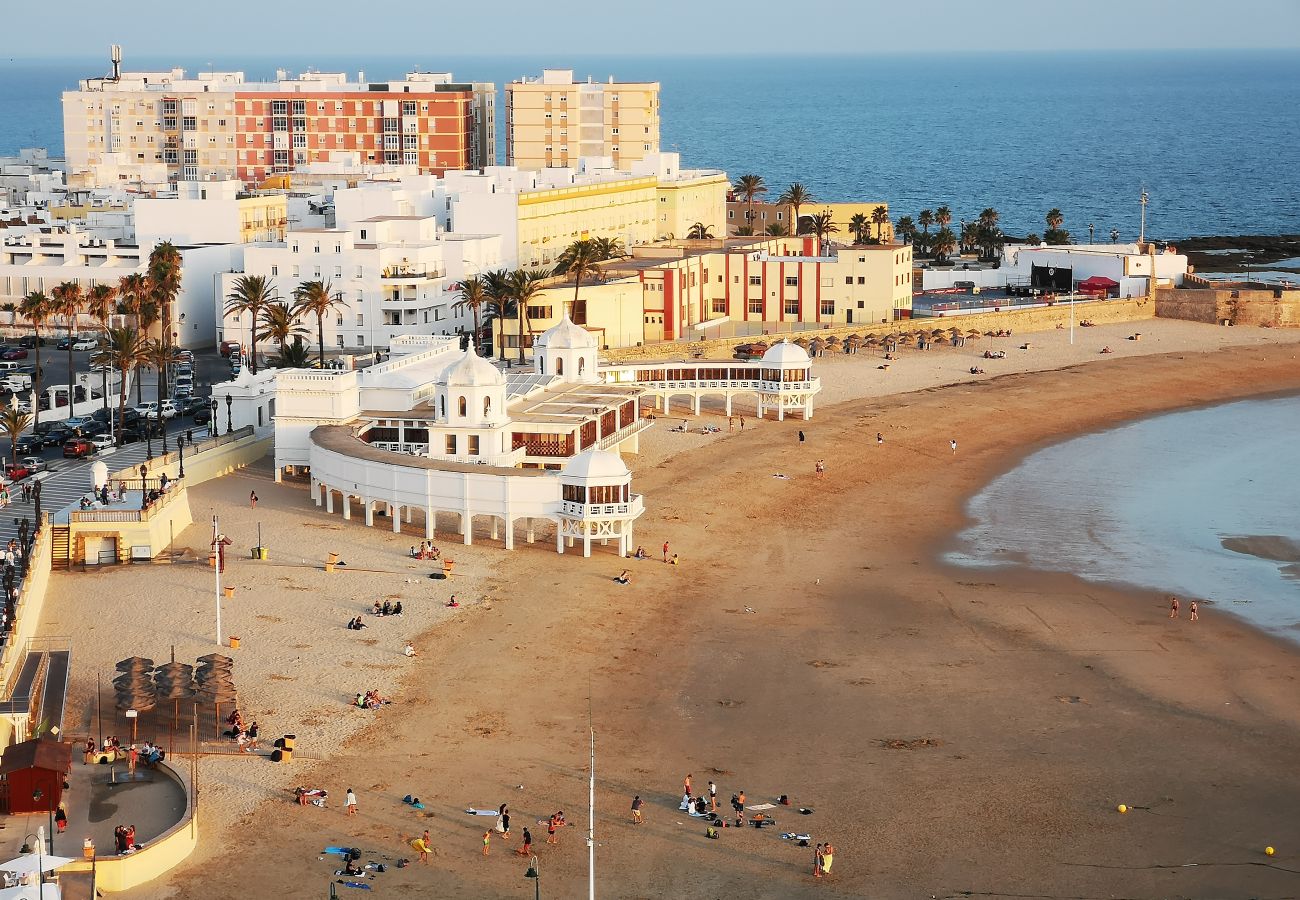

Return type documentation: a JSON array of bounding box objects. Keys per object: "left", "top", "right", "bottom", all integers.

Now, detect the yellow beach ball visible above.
[
  {"left": 1265, "top": 846, "right": 1275, "bottom": 856},
  {"left": 1116, "top": 804, "right": 1128, "bottom": 814}
]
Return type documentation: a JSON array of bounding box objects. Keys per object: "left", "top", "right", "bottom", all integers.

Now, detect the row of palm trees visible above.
[
  {"left": 223, "top": 276, "right": 345, "bottom": 373},
  {"left": 14, "top": 242, "right": 183, "bottom": 440},
  {"left": 896, "top": 206, "right": 1080, "bottom": 261}
]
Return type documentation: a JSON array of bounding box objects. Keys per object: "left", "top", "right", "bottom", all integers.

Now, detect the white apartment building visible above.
[
  {"left": 135, "top": 179, "right": 288, "bottom": 246},
  {"left": 0, "top": 230, "right": 238, "bottom": 348},
  {"left": 216, "top": 216, "right": 503, "bottom": 355},
  {"left": 506, "top": 69, "right": 660, "bottom": 171}
]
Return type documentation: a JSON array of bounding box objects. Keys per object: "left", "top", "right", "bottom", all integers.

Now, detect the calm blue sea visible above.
[
  {"left": 949, "top": 396, "right": 1300, "bottom": 642},
  {"left": 2, "top": 51, "right": 1299, "bottom": 239}
]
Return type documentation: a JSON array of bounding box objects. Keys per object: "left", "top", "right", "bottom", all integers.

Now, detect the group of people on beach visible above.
[
  {"left": 1169, "top": 595, "right": 1199, "bottom": 621},
  {"left": 354, "top": 690, "right": 389, "bottom": 710},
  {"left": 408, "top": 541, "right": 440, "bottom": 560}
]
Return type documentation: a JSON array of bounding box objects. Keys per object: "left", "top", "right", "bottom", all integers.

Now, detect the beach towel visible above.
[
  {"left": 781, "top": 832, "right": 812, "bottom": 842},
  {"left": 465, "top": 808, "right": 499, "bottom": 816},
  {"left": 323, "top": 846, "right": 359, "bottom": 856},
  {"left": 337, "top": 882, "right": 372, "bottom": 890},
  {"left": 746, "top": 803, "right": 777, "bottom": 811}
]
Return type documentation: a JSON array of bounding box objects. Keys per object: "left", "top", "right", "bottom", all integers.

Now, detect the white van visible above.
[
  {"left": 2, "top": 373, "right": 32, "bottom": 392},
  {"left": 0, "top": 361, "right": 25, "bottom": 373}
]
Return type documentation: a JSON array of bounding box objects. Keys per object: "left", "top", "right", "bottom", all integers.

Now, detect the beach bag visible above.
[
  {"left": 706, "top": 827, "right": 719, "bottom": 840},
  {"left": 348, "top": 848, "right": 362, "bottom": 861}
]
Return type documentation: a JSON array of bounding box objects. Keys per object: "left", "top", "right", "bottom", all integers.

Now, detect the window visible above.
[
  {"left": 457, "top": 396, "right": 467, "bottom": 417},
  {"left": 292, "top": 133, "right": 306, "bottom": 148},
  {"left": 483, "top": 396, "right": 491, "bottom": 416},
  {"left": 445, "top": 434, "right": 457, "bottom": 455},
  {"left": 820, "top": 299, "right": 835, "bottom": 316},
  {"left": 313, "top": 244, "right": 320, "bottom": 254},
  {"left": 335, "top": 266, "right": 343, "bottom": 277},
  {"left": 182, "top": 116, "right": 197, "bottom": 131},
  {"left": 291, "top": 266, "right": 299, "bottom": 278},
  {"left": 356, "top": 313, "right": 364, "bottom": 326},
  {"left": 712, "top": 298, "right": 726, "bottom": 314},
  {"left": 356, "top": 335, "right": 365, "bottom": 346},
  {"left": 468, "top": 435, "right": 480, "bottom": 455},
  {"left": 748, "top": 275, "right": 761, "bottom": 286},
  {"left": 857, "top": 276, "right": 865, "bottom": 285},
  {"left": 784, "top": 298, "right": 799, "bottom": 316},
  {"left": 844, "top": 276, "right": 853, "bottom": 285},
  {"left": 556, "top": 358, "right": 564, "bottom": 376},
  {"left": 785, "top": 275, "right": 798, "bottom": 287},
  {"left": 402, "top": 101, "right": 417, "bottom": 116},
  {"left": 271, "top": 100, "right": 288, "bottom": 115},
  {"left": 291, "top": 244, "right": 299, "bottom": 253},
  {"left": 336, "top": 335, "right": 344, "bottom": 347},
  {"left": 270, "top": 265, "right": 278, "bottom": 276},
  {"left": 748, "top": 298, "right": 763, "bottom": 315}
]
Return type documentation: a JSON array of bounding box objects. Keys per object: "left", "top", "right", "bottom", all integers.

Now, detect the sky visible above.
[{"left": 10, "top": 0, "right": 1300, "bottom": 58}]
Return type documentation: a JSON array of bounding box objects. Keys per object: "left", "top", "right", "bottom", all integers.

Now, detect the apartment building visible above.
[
  {"left": 725, "top": 200, "right": 893, "bottom": 242},
  {"left": 135, "top": 180, "right": 287, "bottom": 246},
  {"left": 492, "top": 238, "right": 915, "bottom": 352},
  {"left": 0, "top": 231, "right": 238, "bottom": 348},
  {"left": 216, "top": 216, "right": 504, "bottom": 354},
  {"left": 505, "top": 69, "right": 659, "bottom": 171},
  {"left": 64, "top": 63, "right": 495, "bottom": 191}
]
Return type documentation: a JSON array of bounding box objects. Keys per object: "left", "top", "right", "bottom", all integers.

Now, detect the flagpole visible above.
[
  {"left": 212, "top": 515, "right": 222, "bottom": 645},
  {"left": 588, "top": 725, "right": 595, "bottom": 900}
]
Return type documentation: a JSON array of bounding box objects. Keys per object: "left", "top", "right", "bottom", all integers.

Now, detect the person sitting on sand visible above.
[
  {"left": 393, "top": 601, "right": 403, "bottom": 616},
  {"left": 381, "top": 600, "right": 392, "bottom": 616},
  {"left": 373, "top": 600, "right": 384, "bottom": 616},
  {"left": 404, "top": 642, "right": 416, "bottom": 657},
  {"left": 446, "top": 595, "right": 460, "bottom": 608},
  {"left": 409, "top": 546, "right": 419, "bottom": 558},
  {"left": 634, "top": 546, "right": 647, "bottom": 559},
  {"left": 614, "top": 570, "right": 630, "bottom": 585},
  {"left": 354, "top": 693, "right": 366, "bottom": 708},
  {"left": 1101, "top": 346, "right": 1113, "bottom": 354}
]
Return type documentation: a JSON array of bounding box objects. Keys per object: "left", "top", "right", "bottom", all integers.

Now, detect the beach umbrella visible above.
[
  {"left": 197, "top": 681, "right": 239, "bottom": 740},
  {"left": 966, "top": 329, "right": 981, "bottom": 339},
  {"left": 115, "top": 657, "right": 154, "bottom": 673},
  {"left": 932, "top": 328, "right": 947, "bottom": 338},
  {"left": 154, "top": 662, "right": 196, "bottom": 732},
  {"left": 864, "top": 335, "right": 879, "bottom": 346},
  {"left": 792, "top": 337, "right": 809, "bottom": 349},
  {"left": 809, "top": 338, "right": 825, "bottom": 353},
  {"left": 826, "top": 335, "right": 841, "bottom": 345},
  {"left": 196, "top": 653, "right": 233, "bottom": 667}
]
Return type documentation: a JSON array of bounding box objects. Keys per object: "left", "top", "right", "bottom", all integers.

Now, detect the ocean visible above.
[
  {"left": 2, "top": 50, "right": 1299, "bottom": 240},
  {"left": 949, "top": 395, "right": 1300, "bottom": 643}
]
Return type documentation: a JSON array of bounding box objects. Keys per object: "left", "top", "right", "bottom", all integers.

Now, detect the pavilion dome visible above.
[
  {"left": 537, "top": 313, "right": 597, "bottom": 350},
  {"left": 761, "top": 339, "right": 812, "bottom": 367},
  {"left": 560, "top": 448, "right": 629, "bottom": 482},
  {"left": 441, "top": 347, "right": 505, "bottom": 388}
]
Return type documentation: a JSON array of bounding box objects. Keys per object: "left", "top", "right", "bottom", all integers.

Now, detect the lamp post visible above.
[
  {"left": 209, "top": 398, "right": 218, "bottom": 438},
  {"left": 225, "top": 394, "right": 233, "bottom": 435},
  {"left": 33, "top": 478, "right": 41, "bottom": 524},
  {"left": 524, "top": 855, "right": 540, "bottom": 900},
  {"left": 19, "top": 830, "right": 44, "bottom": 899},
  {"left": 145, "top": 414, "right": 154, "bottom": 461},
  {"left": 177, "top": 434, "right": 185, "bottom": 479},
  {"left": 32, "top": 786, "right": 53, "bottom": 854},
  {"left": 1111, "top": 228, "right": 1120, "bottom": 244},
  {"left": 139, "top": 463, "right": 148, "bottom": 511},
  {"left": 1088, "top": 222, "right": 1095, "bottom": 244}
]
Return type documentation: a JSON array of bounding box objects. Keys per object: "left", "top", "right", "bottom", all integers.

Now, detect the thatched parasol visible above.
[
  {"left": 154, "top": 662, "right": 197, "bottom": 731},
  {"left": 197, "top": 681, "right": 240, "bottom": 739},
  {"left": 966, "top": 329, "right": 981, "bottom": 340},
  {"left": 864, "top": 335, "right": 880, "bottom": 346},
  {"left": 826, "top": 335, "right": 841, "bottom": 345},
  {"left": 931, "top": 328, "right": 947, "bottom": 338},
  {"left": 116, "top": 656, "right": 155, "bottom": 673},
  {"left": 792, "top": 337, "right": 809, "bottom": 349}
]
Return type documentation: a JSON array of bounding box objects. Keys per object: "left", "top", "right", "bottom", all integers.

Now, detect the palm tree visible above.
[
  {"left": 555, "top": 239, "right": 602, "bottom": 324},
  {"left": 776, "top": 183, "right": 814, "bottom": 240},
  {"left": 686, "top": 222, "right": 714, "bottom": 240},
  {"left": 976, "top": 208, "right": 1002, "bottom": 259},
  {"left": 257, "top": 301, "right": 306, "bottom": 354},
  {"left": 731, "top": 174, "right": 767, "bottom": 236},
  {"left": 0, "top": 407, "right": 32, "bottom": 468},
  {"left": 764, "top": 222, "right": 789, "bottom": 237},
  {"left": 291, "top": 280, "right": 344, "bottom": 367},
  {"left": 225, "top": 274, "right": 279, "bottom": 374},
  {"left": 92, "top": 326, "right": 148, "bottom": 445},
  {"left": 452, "top": 275, "right": 490, "bottom": 354},
  {"left": 507, "top": 269, "right": 549, "bottom": 366},
  {"left": 848, "top": 213, "right": 869, "bottom": 245},
  {"left": 809, "top": 210, "right": 839, "bottom": 255},
  {"left": 590, "top": 237, "right": 625, "bottom": 261},
  {"left": 918, "top": 209, "right": 934, "bottom": 255},
  {"left": 1046, "top": 208, "right": 1064, "bottom": 231},
  {"left": 18, "top": 291, "right": 50, "bottom": 433},
  {"left": 483, "top": 269, "right": 513, "bottom": 360},
  {"left": 871, "top": 205, "right": 890, "bottom": 242},
  {"left": 142, "top": 338, "right": 180, "bottom": 412},
  {"left": 1024, "top": 232, "right": 1042, "bottom": 245},
  {"left": 935, "top": 205, "right": 952, "bottom": 232},
  {"left": 1044, "top": 208, "right": 1070, "bottom": 245},
  {"left": 118, "top": 273, "right": 157, "bottom": 403},
  {"left": 931, "top": 227, "right": 958, "bottom": 263},
  {"left": 50, "top": 281, "right": 84, "bottom": 417},
  {"left": 87, "top": 283, "right": 118, "bottom": 332},
  {"left": 148, "top": 241, "right": 182, "bottom": 396},
  {"left": 272, "top": 335, "right": 312, "bottom": 368},
  {"left": 734, "top": 225, "right": 755, "bottom": 237},
  {"left": 895, "top": 216, "right": 917, "bottom": 245}
]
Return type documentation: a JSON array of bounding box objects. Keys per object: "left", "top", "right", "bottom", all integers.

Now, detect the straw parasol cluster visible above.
[
  {"left": 153, "top": 661, "right": 196, "bottom": 729},
  {"left": 196, "top": 654, "right": 238, "bottom": 738},
  {"left": 114, "top": 656, "right": 157, "bottom": 743}
]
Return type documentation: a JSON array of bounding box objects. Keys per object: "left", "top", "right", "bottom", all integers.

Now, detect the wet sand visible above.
[{"left": 58, "top": 338, "right": 1300, "bottom": 899}]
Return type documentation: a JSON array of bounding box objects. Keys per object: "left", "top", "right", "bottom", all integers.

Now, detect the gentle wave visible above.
[{"left": 948, "top": 396, "right": 1300, "bottom": 641}]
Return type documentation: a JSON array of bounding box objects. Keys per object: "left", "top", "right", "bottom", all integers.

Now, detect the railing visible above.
[
  {"left": 70, "top": 479, "right": 184, "bottom": 523},
  {"left": 596, "top": 418, "right": 650, "bottom": 451},
  {"left": 561, "top": 495, "right": 642, "bottom": 518},
  {"left": 381, "top": 267, "right": 444, "bottom": 280}
]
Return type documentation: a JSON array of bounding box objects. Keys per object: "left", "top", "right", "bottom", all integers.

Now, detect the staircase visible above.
[{"left": 50, "top": 525, "right": 70, "bottom": 570}]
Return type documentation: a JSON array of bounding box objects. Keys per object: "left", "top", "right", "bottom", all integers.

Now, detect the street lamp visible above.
[
  {"left": 139, "top": 463, "right": 148, "bottom": 511},
  {"left": 177, "top": 434, "right": 185, "bottom": 479},
  {"left": 1088, "top": 222, "right": 1095, "bottom": 244},
  {"left": 524, "top": 855, "right": 540, "bottom": 900},
  {"left": 225, "top": 394, "right": 233, "bottom": 435},
  {"left": 19, "top": 830, "right": 44, "bottom": 899},
  {"left": 32, "top": 786, "right": 53, "bottom": 854},
  {"left": 209, "top": 398, "right": 218, "bottom": 438}
]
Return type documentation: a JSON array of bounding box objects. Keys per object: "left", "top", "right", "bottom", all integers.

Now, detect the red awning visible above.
[{"left": 1078, "top": 276, "right": 1119, "bottom": 288}]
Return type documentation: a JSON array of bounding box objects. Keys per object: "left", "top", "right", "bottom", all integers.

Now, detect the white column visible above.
[
  {"left": 325, "top": 487, "right": 334, "bottom": 514},
  {"left": 462, "top": 511, "right": 473, "bottom": 545},
  {"left": 504, "top": 517, "right": 514, "bottom": 550},
  {"left": 583, "top": 527, "right": 592, "bottom": 558},
  {"left": 392, "top": 505, "right": 402, "bottom": 533},
  {"left": 313, "top": 480, "right": 322, "bottom": 507},
  {"left": 340, "top": 494, "right": 350, "bottom": 520},
  {"left": 490, "top": 518, "right": 499, "bottom": 541},
  {"left": 527, "top": 519, "right": 536, "bottom": 544},
  {"left": 692, "top": 394, "right": 701, "bottom": 415},
  {"left": 803, "top": 397, "right": 813, "bottom": 420},
  {"left": 274, "top": 467, "right": 283, "bottom": 484},
  {"left": 364, "top": 498, "right": 374, "bottom": 527},
  {"left": 425, "top": 506, "right": 436, "bottom": 539},
  {"left": 556, "top": 523, "right": 565, "bottom": 554},
  {"left": 405, "top": 506, "right": 413, "bottom": 524},
  {"left": 664, "top": 395, "right": 671, "bottom": 415},
  {"left": 725, "top": 395, "right": 733, "bottom": 415}
]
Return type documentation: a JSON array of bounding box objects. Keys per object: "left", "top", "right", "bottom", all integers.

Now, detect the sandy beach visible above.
[{"left": 37, "top": 318, "right": 1300, "bottom": 899}]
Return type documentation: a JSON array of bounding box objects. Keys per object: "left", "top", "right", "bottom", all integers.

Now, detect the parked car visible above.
[
  {"left": 19, "top": 456, "right": 46, "bottom": 474},
  {"left": 17, "top": 335, "right": 47, "bottom": 348},
  {"left": 192, "top": 407, "right": 213, "bottom": 426},
  {"left": 174, "top": 377, "right": 194, "bottom": 394},
  {"left": 219, "top": 340, "right": 240, "bottom": 358},
  {"left": 62, "top": 438, "right": 94, "bottom": 458},
  {"left": 89, "top": 435, "right": 115, "bottom": 452},
  {"left": 42, "top": 427, "right": 73, "bottom": 448},
  {"left": 4, "top": 462, "right": 33, "bottom": 481},
  {"left": 71, "top": 337, "right": 98, "bottom": 351},
  {"left": 0, "top": 347, "right": 28, "bottom": 360},
  {"left": 15, "top": 435, "right": 44, "bottom": 455},
  {"left": 181, "top": 395, "right": 209, "bottom": 416},
  {"left": 134, "top": 402, "right": 158, "bottom": 418},
  {"left": 2, "top": 373, "right": 32, "bottom": 392},
  {"left": 56, "top": 337, "right": 73, "bottom": 350},
  {"left": 146, "top": 400, "right": 179, "bottom": 420},
  {"left": 63, "top": 416, "right": 93, "bottom": 430},
  {"left": 74, "top": 421, "right": 108, "bottom": 438}
]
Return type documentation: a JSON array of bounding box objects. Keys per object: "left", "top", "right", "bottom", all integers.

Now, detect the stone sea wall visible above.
[{"left": 1156, "top": 286, "right": 1300, "bottom": 328}]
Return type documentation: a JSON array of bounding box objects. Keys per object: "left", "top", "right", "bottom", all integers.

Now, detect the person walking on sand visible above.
[
  {"left": 546, "top": 814, "right": 559, "bottom": 844},
  {"left": 950, "top": 438, "right": 958, "bottom": 453},
  {"left": 815, "top": 459, "right": 825, "bottom": 479},
  {"left": 683, "top": 774, "right": 692, "bottom": 798},
  {"left": 662, "top": 541, "right": 670, "bottom": 563},
  {"left": 813, "top": 843, "right": 824, "bottom": 878},
  {"left": 799, "top": 430, "right": 806, "bottom": 444},
  {"left": 821, "top": 842, "right": 835, "bottom": 877},
  {"left": 631, "top": 795, "right": 644, "bottom": 824},
  {"left": 877, "top": 432, "right": 884, "bottom": 445},
  {"left": 250, "top": 490, "right": 258, "bottom": 509},
  {"left": 482, "top": 830, "right": 491, "bottom": 856},
  {"left": 1169, "top": 596, "right": 1180, "bottom": 618},
  {"left": 708, "top": 780, "right": 718, "bottom": 811},
  {"left": 1189, "top": 600, "right": 1199, "bottom": 622},
  {"left": 740, "top": 416, "right": 745, "bottom": 431},
  {"left": 345, "top": 788, "right": 357, "bottom": 815},
  {"left": 729, "top": 416, "right": 735, "bottom": 432},
  {"left": 517, "top": 827, "right": 533, "bottom": 856}
]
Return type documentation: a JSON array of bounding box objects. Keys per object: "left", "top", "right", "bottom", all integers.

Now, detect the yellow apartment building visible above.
[
  {"left": 492, "top": 237, "right": 914, "bottom": 352},
  {"left": 656, "top": 170, "right": 730, "bottom": 240},
  {"left": 506, "top": 69, "right": 660, "bottom": 171},
  {"left": 516, "top": 176, "right": 660, "bottom": 269},
  {"left": 811, "top": 202, "right": 894, "bottom": 243}
]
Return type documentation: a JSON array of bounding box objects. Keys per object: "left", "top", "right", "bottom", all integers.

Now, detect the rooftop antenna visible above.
[{"left": 110, "top": 44, "right": 122, "bottom": 81}]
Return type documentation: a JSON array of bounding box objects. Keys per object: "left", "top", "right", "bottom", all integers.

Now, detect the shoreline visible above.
[
  {"left": 55, "top": 335, "right": 1300, "bottom": 899},
  {"left": 931, "top": 382, "right": 1300, "bottom": 644}
]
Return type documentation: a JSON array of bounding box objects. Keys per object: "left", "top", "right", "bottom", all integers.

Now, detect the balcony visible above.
[
  {"left": 381, "top": 266, "right": 443, "bottom": 281},
  {"left": 561, "top": 494, "right": 644, "bottom": 519}
]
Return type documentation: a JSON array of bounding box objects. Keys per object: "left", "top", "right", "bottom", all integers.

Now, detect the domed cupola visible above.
[
  {"left": 437, "top": 345, "right": 507, "bottom": 426},
  {"left": 535, "top": 313, "right": 598, "bottom": 383}
]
